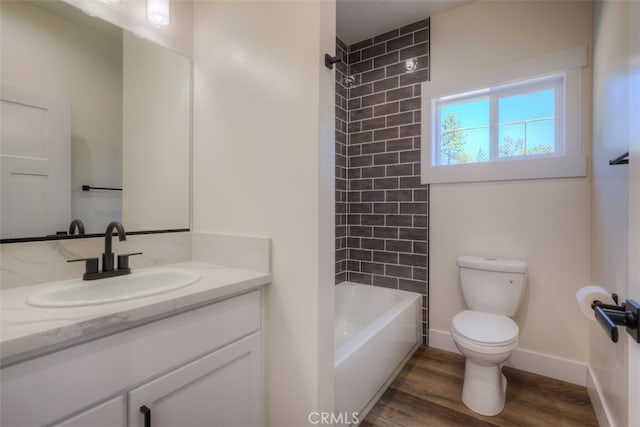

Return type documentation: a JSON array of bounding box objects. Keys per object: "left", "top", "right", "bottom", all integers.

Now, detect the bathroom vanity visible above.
[{"left": 0, "top": 262, "right": 270, "bottom": 426}]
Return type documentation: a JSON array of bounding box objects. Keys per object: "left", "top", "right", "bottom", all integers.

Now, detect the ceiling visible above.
[{"left": 337, "top": 0, "right": 470, "bottom": 46}]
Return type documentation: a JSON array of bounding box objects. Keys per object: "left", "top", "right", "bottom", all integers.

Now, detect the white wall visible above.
[
  {"left": 63, "top": 0, "right": 192, "bottom": 57},
  {"left": 192, "top": 1, "right": 335, "bottom": 425},
  {"left": 122, "top": 32, "right": 190, "bottom": 231},
  {"left": 590, "top": 1, "right": 632, "bottom": 425},
  {"left": 1, "top": 1, "right": 123, "bottom": 234},
  {"left": 429, "top": 0, "right": 593, "bottom": 367}
]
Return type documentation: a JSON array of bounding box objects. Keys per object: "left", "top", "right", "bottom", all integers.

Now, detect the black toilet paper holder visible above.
[{"left": 591, "top": 293, "right": 640, "bottom": 343}]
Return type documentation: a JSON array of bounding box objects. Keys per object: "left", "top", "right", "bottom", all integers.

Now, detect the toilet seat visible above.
[{"left": 452, "top": 310, "right": 518, "bottom": 348}]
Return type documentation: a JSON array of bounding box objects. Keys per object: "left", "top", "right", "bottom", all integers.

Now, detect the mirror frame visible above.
[{"left": 0, "top": 228, "right": 190, "bottom": 244}]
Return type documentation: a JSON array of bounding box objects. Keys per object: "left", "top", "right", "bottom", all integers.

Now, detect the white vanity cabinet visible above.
[
  {"left": 0, "top": 289, "right": 264, "bottom": 427},
  {"left": 52, "top": 397, "right": 126, "bottom": 427},
  {"left": 128, "top": 333, "right": 261, "bottom": 427}
]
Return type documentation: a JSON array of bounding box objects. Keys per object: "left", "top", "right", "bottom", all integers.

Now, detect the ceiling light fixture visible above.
[{"left": 147, "top": 0, "right": 169, "bottom": 27}]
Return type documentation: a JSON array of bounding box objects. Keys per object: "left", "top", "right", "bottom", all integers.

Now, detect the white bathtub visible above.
[{"left": 334, "top": 282, "right": 421, "bottom": 424}]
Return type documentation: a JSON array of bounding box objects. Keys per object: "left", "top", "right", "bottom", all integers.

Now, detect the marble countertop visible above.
[{"left": 0, "top": 261, "right": 271, "bottom": 367}]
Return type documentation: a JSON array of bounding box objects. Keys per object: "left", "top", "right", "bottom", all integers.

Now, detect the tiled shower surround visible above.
[
  {"left": 335, "top": 37, "right": 349, "bottom": 284},
  {"left": 335, "top": 19, "right": 430, "bottom": 343}
]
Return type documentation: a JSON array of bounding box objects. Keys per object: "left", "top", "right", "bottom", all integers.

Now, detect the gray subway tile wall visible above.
[
  {"left": 335, "top": 19, "right": 430, "bottom": 344},
  {"left": 335, "top": 37, "right": 349, "bottom": 284}
]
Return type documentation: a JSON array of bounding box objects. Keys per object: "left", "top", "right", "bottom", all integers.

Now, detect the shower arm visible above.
[{"left": 324, "top": 54, "right": 342, "bottom": 70}]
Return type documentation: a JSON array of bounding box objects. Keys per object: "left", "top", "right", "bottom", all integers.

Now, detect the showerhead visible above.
[
  {"left": 405, "top": 58, "right": 419, "bottom": 72},
  {"left": 342, "top": 75, "right": 359, "bottom": 88}
]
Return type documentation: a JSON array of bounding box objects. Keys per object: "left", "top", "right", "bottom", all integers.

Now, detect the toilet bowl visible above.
[
  {"left": 451, "top": 310, "right": 519, "bottom": 416},
  {"left": 452, "top": 256, "right": 527, "bottom": 416}
]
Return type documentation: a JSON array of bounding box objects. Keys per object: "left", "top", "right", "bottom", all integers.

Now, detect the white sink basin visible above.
[{"left": 26, "top": 268, "right": 202, "bottom": 308}]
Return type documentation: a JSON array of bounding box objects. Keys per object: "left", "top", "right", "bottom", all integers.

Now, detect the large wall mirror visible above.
[{"left": 1, "top": 0, "right": 190, "bottom": 242}]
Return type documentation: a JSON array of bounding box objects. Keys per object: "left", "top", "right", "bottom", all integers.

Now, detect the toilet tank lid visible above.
[{"left": 457, "top": 256, "right": 527, "bottom": 273}]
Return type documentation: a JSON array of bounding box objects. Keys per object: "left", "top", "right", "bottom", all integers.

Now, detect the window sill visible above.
[{"left": 420, "top": 154, "right": 587, "bottom": 184}]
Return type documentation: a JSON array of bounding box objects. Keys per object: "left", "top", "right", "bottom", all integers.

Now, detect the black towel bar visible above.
[
  {"left": 82, "top": 185, "right": 122, "bottom": 192},
  {"left": 609, "top": 152, "right": 629, "bottom": 165}
]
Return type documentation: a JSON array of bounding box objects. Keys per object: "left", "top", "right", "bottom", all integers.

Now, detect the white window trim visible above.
[{"left": 421, "top": 46, "right": 588, "bottom": 184}]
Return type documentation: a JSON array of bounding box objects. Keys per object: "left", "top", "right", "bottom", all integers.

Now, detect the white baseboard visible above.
[
  {"left": 587, "top": 366, "right": 615, "bottom": 427},
  {"left": 428, "top": 329, "right": 588, "bottom": 386},
  {"left": 428, "top": 328, "right": 459, "bottom": 354}
]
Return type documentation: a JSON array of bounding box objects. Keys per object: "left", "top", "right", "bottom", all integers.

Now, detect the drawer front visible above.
[
  {"left": 1, "top": 290, "right": 261, "bottom": 427},
  {"left": 52, "top": 396, "right": 125, "bottom": 427}
]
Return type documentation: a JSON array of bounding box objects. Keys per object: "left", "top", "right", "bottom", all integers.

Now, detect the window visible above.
[
  {"left": 421, "top": 47, "right": 587, "bottom": 184},
  {"left": 435, "top": 75, "right": 562, "bottom": 165}
]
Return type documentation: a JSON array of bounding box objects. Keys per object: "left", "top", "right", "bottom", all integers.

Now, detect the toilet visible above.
[{"left": 451, "top": 255, "right": 527, "bottom": 416}]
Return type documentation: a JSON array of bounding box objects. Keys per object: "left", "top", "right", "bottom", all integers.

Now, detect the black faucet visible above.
[
  {"left": 67, "top": 221, "right": 142, "bottom": 280},
  {"left": 103, "top": 221, "right": 126, "bottom": 272},
  {"left": 68, "top": 219, "right": 85, "bottom": 235}
]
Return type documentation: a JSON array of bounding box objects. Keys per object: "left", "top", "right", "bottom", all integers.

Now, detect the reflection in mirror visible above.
[
  {"left": 123, "top": 32, "right": 190, "bottom": 232},
  {"left": 0, "top": 0, "right": 190, "bottom": 241}
]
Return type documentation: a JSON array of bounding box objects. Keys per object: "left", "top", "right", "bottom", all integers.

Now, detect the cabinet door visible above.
[
  {"left": 52, "top": 396, "right": 125, "bottom": 427},
  {"left": 128, "top": 332, "right": 262, "bottom": 427}
]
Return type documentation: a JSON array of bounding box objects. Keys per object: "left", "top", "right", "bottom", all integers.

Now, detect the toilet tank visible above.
[{"left": 457, "top": 256, "right": 527, "bottom": 317}]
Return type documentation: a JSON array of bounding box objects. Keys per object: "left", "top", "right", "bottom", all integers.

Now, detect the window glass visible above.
[
  {"left": 433, "top": 76, "right": 561, "bottom": 166},
  {"left": 439, "top": 98, "right": 489, "bottom": 165},
  {"left": 498, "top": 89, "right": 556, "bottom": 158}
]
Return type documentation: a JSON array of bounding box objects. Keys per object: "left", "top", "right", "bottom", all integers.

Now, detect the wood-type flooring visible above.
[{"left": 361, "top": 346, "right": 598, "bottom": 427}]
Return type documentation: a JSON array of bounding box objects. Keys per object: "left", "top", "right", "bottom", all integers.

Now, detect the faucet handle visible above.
[
  {"left": 67, "top": 257, "right": 99, "bottom": 278},
  {"left": 117, "top": 252, "right": 143, "bottom": 271}
]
